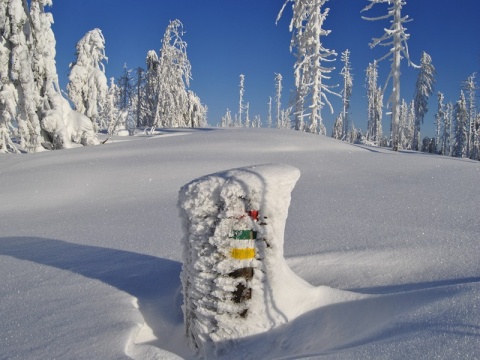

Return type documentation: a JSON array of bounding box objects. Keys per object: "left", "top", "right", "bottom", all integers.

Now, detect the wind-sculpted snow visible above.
[{"left": 0, "top": 128, "right": 479, "bottom": 359}]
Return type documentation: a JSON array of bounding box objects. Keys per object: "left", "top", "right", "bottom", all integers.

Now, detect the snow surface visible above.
[{"left": 1, "top": 128, "right": 479, "bottom": 359}]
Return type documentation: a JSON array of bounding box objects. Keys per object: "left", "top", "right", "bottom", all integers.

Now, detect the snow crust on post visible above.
[{"left": 179, "top": 164, "right": 323, "bottom": 356}]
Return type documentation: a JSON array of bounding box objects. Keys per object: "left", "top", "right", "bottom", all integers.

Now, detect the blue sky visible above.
[{"left": 51, "top": 0, "right": 480, "bottom": 137}]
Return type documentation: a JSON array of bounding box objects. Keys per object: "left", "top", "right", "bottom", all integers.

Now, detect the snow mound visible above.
[{"left": 40, "top": 95, "right": 99, "bottom": 149}]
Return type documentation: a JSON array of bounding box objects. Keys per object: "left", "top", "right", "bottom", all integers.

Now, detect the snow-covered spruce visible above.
[
  {"left": 179, "top": 164, "right": 318, "bottom": 356},
  {"left": 142, "top": 20, "right": 207, "bottom": 132},
  {"left": 67, "top": 28, "right": 108, "bottom": 131},
  {"left": 413, "top": 52, "right": 436, "bottom": 151}
]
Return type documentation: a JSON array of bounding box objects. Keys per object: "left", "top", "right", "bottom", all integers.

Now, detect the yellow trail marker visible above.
[{"left": 231, "top": 248, "right": 255, "bottom": 260}]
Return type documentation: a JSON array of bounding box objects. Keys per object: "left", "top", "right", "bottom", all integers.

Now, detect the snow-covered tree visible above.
[
  {"left": 278, "top": 0, "right": 339, "bottom": 135},
  {"left": 105, "top": 78, "right": 120, "bottom": 135},
  {"left": 0, "top": 0, "right": 20, "bottom": 152},
  {"left": 267, "top": 97, "right": 273, "bottom": 128},
  {"left": 186, "top": 90, "right": 207, "bottom": 128},
  {"left": 412, "top": 51, "right": 435, "bottom": 151},
  {"left": 408, "top": 99, "right": 415, "bottom": 149},
  {"left": 0, "top": 84, "right": 17, "bottom": 153},
  {"left": 332, "top": 114, "right": 343, "bottom": 140},
  {"left": 399, "top": 99, "right": 414, "bottom": 149},
  {"left": 275, "top": 73, "right": 283, "bottom": 128},
  {"left": 280, "top": 107, "right": 293, "bottom": 129},
  {"left": 437, "top": 95, "right": 455, "bottom": 157},
  {"left": 220, "top": 108, "right": 233, "bottom": 127},
  {"left": 398, "top": 99, "right": 407, "bottom": 148},
  {"left": 238, "top": 74, "right": 245, "bottom": 127},
  {"left": 278, "top": 2, "right": 307, "bottom": 131},
  {"left": 233, "top": 115, "right": 241, "bottom": 128},
  {"left": 346, "top": 121, "right": 362, "bottom": 144},
  {"left": 445, "top": 102, "right": 454, "bottom": 156},
  {"left": 421, "top": 136, "right": 435, "bottom": 153},
  {"left": 115, "top": 64, "right": 136, "bottom": 134},
  {"left": 116, "top": 64, "right": 134, "bottom": 111},
  {"left": 153, "top": 25, "right": 188, "bottom": 130},
  {"left": 252, "top": 115, "right": 262, "bottom": 128},
  {"left": 362, "top": 0, "right": 417, "bottom": 150},
  {"left": 474, "top": 114, "right": 480, "bottom": 160},
  {"left": 133, "top": 67, "right": 145, "bottom": 128},
  {"left": 29, "top": 0, "right": 59, "bottom": 105},
  {"left": 365, "top": 61, "right": 383, "bottom": 144},
  {"left": 1, "top": 0, "right": 42, "bottom": 151},
  {"left": 144, "top": 20, "right": 205, "bottom": 131},
  {"left": 292, "top": 54, "right": 308, "bottom": 132},
  {"left": 453, "top": 91, "right": 468, "bottom": 158},
  {"left": 1, "top": 0, "right": 97, "bottom": 152},
  {"left": 31, "top": 0, "right": 98, "bottom": 148},
  {"left": 462, "top": 73, "right": 477, "bottom": 158},
  {"left": 143, "top": 50, "right": 159, "bottom": 127},
  {"left": 340, "top": 49, "right": 353, "bottom": 139},
  {"left": 67, "top": 28, "right": 108, "bottom": 130},
  {"left": 435, "top": 92, "right": 446, "bottom": 155}
]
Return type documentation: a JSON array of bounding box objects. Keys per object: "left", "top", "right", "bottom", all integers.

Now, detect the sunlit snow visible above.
[{"left": 1, "top": 128, "right": 479, "bottom": 359}]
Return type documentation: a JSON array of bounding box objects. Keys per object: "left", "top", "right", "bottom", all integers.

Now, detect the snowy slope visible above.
[{"left": 1, "top": 128, "right": 479, "bottom": 359}]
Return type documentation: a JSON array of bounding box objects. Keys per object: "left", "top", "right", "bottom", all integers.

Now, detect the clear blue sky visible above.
[{"left": 51, "top": 0, "right": 480, "bottom": 137}]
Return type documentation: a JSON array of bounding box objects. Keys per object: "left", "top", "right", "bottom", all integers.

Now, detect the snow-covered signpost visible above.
[{"left": 178, "top": 164, "right": 301, "bottom": 357}]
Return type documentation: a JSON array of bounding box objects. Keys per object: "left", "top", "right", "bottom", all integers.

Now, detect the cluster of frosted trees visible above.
[
  {"left": 429, "top": 74, "right": 480, "bottom": 160},
  {"left": 271, "top": 0, "right": 480, "bottom": 160},
  {"left": 0, "top": 0, "right": 97, "bottom": 153},
  {"left": 68, "top": 20, "right": 207, "bottom": 137},
  {"left": 362, "top": 0, "right": 479, "bottom": 159},
  {"left": 273, "top": 0, "right": 386, "bottom": 141},
  {"left": 0, "top": 0, "right": 207, "bottom": 153},
  {"left": 277, "top": 0, "right": 424, "bottom": 147}
]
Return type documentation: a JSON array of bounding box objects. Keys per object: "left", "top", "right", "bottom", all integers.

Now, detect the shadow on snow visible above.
[
  {"left": 1, "top": 237, "right": 479, "bottom": 359},
  {"left": 0, "top": 236, "right": 190, "bottom": 358}
]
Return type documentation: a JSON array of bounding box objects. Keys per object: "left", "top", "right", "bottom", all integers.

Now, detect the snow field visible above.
[{"left": 1, "top": 128, "right": 479, "bottom": 359}]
